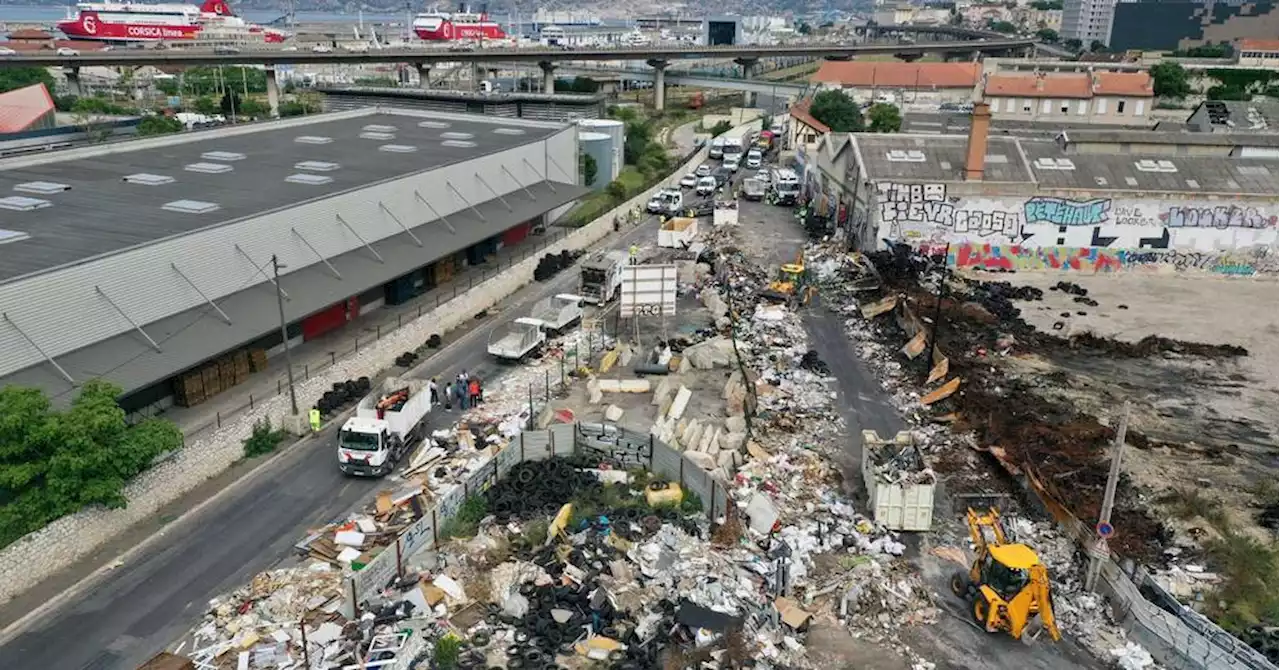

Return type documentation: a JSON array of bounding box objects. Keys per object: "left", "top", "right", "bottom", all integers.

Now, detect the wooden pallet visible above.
[
  {"left": 249, "top": 347, "right": 268, "bottom": 373},
  {"left": 172, "top": 371, "right": 205, "bottom": 408},
  {"left": 202, "top": 363, "right": 222, "bottom": 397}
]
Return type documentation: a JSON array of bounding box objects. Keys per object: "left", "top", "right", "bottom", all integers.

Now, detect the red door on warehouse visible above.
[{"left": 301, "top": 297, "right": 359, "bottom": 341}]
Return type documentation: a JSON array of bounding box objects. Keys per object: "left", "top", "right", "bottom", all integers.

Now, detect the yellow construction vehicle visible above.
[
  {"left": 950, "top": 507, "right": 1061, "bottom": 643},
  {"left": 763, "top": 252, "right": 815, "bottom": 304}
]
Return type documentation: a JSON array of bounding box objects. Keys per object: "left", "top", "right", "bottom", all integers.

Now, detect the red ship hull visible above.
[
  {"left": 57, "top": 14, "right": 201, "bottom": 40},
  {"left": 412, "top": 21, "right": 506, "bottom": 41}
]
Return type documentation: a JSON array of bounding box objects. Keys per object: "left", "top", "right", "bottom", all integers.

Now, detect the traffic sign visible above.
[{"left": 1096, "top": 521, "right": 1114, "bottom": 538}]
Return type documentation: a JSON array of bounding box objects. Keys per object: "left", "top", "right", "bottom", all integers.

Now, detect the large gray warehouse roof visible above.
[{"left": 0, "top": 111, "right": 560, "bottom": 283}]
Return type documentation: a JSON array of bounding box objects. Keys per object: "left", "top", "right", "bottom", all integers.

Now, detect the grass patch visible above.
[
  {"left": 242, "top": 417, "right": 287, "bottom": 458},
  {"left": 1205, "top": 531, "right": 1279, "bottom": 632},
  {"left": 1157, "top": 487, "right": 1230, "bottom": 530},
  {"left": 433, "top": 634, "right": 463, "bottom": 669},
  {"left": 439, "top": 495, "right": 488, "bottom": 540},
  {"left": 561, "top": 166, "right": 649, "bottom": 227}
]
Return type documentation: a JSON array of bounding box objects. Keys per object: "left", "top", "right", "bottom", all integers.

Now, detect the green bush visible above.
[
  {"left": 242, "top": 417, "right": 286, "bottom": 458},
  {"left": 440, "top": 495, "right": 488, "bottom": 539},
  {"left": 0, "top": 381, "right": 182, "bottom": 548},
  {"left": 433, "top": 634, "right": 463, "bottom": 669}
]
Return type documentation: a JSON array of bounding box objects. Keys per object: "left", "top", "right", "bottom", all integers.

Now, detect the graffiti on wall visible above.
[
  {"left": 950, "top": 243, "right": 1279, "bottom": 276},
  {"left": 874, "top": 182, "right": 1279, "bottom": 272}
]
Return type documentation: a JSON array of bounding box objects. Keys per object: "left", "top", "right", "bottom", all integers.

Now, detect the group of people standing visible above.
[{"left": 427, "top": 372, "right": 483, "bottom": 411}]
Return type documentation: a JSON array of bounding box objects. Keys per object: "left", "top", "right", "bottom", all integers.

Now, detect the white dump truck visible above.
[
  {"left": 861, "top": 429, "right": 936, "bottom": 531},
  {"left": 658, "top": 216, "right": 698, "bottom": 248},
  {"left": 528, "top": 293, "right": 585, "bottom": 333},
  {"left": 488, "top": 317, "right": 547, "bottom": 360},
  {"left": 339, "top": 378, "right": 432, "bottom": 477},
  {"left": 579, "top": 250, "right": 627, "bottom": 304}
]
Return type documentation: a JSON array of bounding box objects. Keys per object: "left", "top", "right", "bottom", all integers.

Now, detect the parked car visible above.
[
  {"left": 695, "top": 176, "right": 717, "bottom": 196},
  {"left": 723, "top": 156, "right": 741, "bottom": 173},
  {"left": 711, "top": 166, "right": 731, "bottom": 187},
  {"left": 312, "top": 45, "right": 333, "bottom": 53},
  {"left": 0, "top": 47, "right": 17, "bottom": 56},
  {"left": 745, "top": 149, "right": 762, "bottom": 170},
  {"left": 214, "top": 45, "right": 241, "bottom": 54},
  {"left": 56, "top": 47, "right": 80, "bottom": 56},
  {"left": 742, "top": 178, "right": 766, "bottom": 201},
  {"left": 694, "top": 163, "right": 712, "bottom": 178},
  {"left": 679, "top": 173, "right": 698, "bottom": 189}
]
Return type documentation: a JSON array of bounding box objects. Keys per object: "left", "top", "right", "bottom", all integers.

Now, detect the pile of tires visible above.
[
  {"left": 533, "top": 250, "right": 580, "bottom": 282},
  {"left": 395, "top": 351, "right": 420, "bottom": 368},
  {"left": 317, "top": 377, "right": 371, "bottom": 416},
  {"left": 484, "top": 460, "right": 600, "bottom": 524}
]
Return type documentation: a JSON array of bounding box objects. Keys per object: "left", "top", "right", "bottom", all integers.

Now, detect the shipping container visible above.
[{"left": 860, "top": 430, "right": 935, "bottom": 531}]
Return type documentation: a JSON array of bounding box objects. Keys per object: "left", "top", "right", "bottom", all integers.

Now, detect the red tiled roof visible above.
[
  {"left": 6, "top": 28, "right": 53, "bottom": 40},
  {"left": 1238, "top": 38, "right": 1279, "bottom": 52},
  {"left": 790, "top": 100, "right": 831, "bottom": 134},
  {"left": 0, "top": 83, "right": 56, "bottom": 133},
  {"left": 812, "top": 61, "right": 981, "bottom": 89},
  {"left": 984, "top": 72, "right": 1152, "bottom": 99}
]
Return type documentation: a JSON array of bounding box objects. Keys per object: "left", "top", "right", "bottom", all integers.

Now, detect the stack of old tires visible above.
[
  {"left": 533, "top": 250, "right": 580, "bottom": 282},
  {"left": 317, "top": 376, "right": 370, "bottom": 416}
]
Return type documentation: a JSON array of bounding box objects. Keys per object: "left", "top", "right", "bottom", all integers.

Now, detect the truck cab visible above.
[
  {"left": 646, "top": 188, "right": 683, "bottom": 216},
  {"left": 709, "top": 137, "right": 725, "bottom": 159},
  {"left": 579, "top": 250, "right": 627, "bottom": 304},
  {"left": 338, "top": 416, "right": 399, "bottom": 476}
]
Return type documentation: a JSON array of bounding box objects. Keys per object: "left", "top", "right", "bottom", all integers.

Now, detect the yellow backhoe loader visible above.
[
  {"left": 762, "top": 251, "right": 816, "bottom": 305},
  {"left": 950, "top": 507, "right": 1061, "bottom": 643}
]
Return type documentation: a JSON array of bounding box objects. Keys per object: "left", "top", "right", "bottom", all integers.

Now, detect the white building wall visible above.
[{"left": 0, "top": 119, "right": 579, "bottom": 378}]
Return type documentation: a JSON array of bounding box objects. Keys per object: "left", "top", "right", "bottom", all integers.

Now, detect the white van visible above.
[{"left": 709, "top": 137, "right": 725, "bottom": 159}]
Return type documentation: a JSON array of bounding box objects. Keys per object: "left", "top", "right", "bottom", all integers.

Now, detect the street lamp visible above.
[{"left": 272, "top": 254, "right": 299, "bottom": 416}]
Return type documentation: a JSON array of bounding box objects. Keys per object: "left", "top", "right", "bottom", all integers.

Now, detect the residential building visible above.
[
  {"left": 982, "top": 71, "right": 1154, "bottom": 125},
  {"left": 804, "top": 105, "right": 1278, "bottom": 277},
  {"left": 1108, "top": 0, "right": 1278, "bottom": 52},
  {"left": 0, "top": 108, "right": 588, "bottom": 410},
  {"left": 1235, "top": 38, "right": 1279, "bottom": 68},
  {"left": 1061, "top": 0, "right": 1115, "bottom": 46},
  {"left": 0, "top": 84, "right": 57, "bottom": 135},
  {"left": 788, "top": 99, "right": 830, "bottom": 149},
  {"left": 812, "top": 61, "right": 982, "bottom": 105}
]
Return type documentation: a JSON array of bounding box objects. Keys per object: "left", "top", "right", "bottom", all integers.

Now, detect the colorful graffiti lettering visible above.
[
  {"left": 877, "top": 182, "right": 1022, "bottom": 239},
  {"left": 1163, "top": 206, "right": 1278, "bottom": 230},
  {"left": 1023, "top": 197, "right": 1111, "bottom": 227},
  {"left": 949, "top": 243, "right": 1279, "bottom": 276}
]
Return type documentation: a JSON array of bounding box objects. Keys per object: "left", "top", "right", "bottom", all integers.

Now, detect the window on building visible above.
[
  {"left": 1135, "top": 100, "right": 1145, "bottom": 115},
  {"left": 1117, "top": 100, "right": 1126, "bottom": 114},
  {"left": 1096, "top": 98, "right": 1107, "bottom": 114},
  {"left": 1060, "top": 100, "right": 1070, "bottom": 114},
  {"left": 1078, "top": 100, "right": 1088, "bottom": 115},
  {"left": 1042, "top": 99, "right": 1052, "bottom": 114},
  {"left": 1022, "top": 98, "right": 1032, "bottom": 113}
]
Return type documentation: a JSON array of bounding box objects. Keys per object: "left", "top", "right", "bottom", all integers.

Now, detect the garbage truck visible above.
[
  {"left": 488, "top": 317, "right": 547, "bottom": 360},
  {"left": 339, "top": 378, "right": 432, "bottom": 477},
  {"left": 578, "top": 250, "right": 627, "bottom": 304},
  {"left": 528, "top": 294, "right": 585, "bottom": 334}
]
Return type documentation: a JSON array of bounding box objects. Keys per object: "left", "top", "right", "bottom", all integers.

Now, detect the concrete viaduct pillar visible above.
[
  {"left": 265, "top": 66, "right": 281, "bottom": 118},
  {"left": 414, "top": 62, "right": 431, "bottom": 89},
  {"left": 539, "top": 60, "right": 556, "bottom": 94},
  {"left": 647, "top": 59, "right": 668, "bottom": 111},
  {"left": 734, "top": 57, "right": 758, "bottom": 107},
  {"left": 62, "top": 66, "right": 83, "bottom": 98}
]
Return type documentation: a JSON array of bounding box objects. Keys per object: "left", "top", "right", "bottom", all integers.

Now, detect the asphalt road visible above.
[{"left": 0, "top": 219, "right": 660, "bottom": 670}]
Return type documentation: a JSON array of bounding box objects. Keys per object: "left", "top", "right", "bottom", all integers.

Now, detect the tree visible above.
[
  {"left": 0, "top": 381, "right": 181, "bottom": 548},
  {"left": 192, "top": 96, "right": 220, "bottom": 116},
  {"left": 988, "top": 20, "right": 1018, "bottom": 34},
  {"left": 1029, "top": 0, "right": 1063, "bottom": 9},
  {"left": 622, "top": 118, "right": 654, "bottom": 164},
  {"left": 866, "top": 103, "right": 903, "bottom": 132},
  {"left": 579, "top": 152, "right": 598, "bottom": 186},
  {"left": 708, "top": 120, "right": 732, "bottom": 136},
  {"left": 1035, "top": 28, "right": 1059, "bottom": 43},
  {"left": 1063, "top": 38, "right": 1083, "bottom": 52},
  {"left": 136, "top": 115, "right": 183, "bottom": 136},
  {"left": 0, "top": 67, "right": 55, "bottom": 95},
  {"left": 605, "top": 179, "right": 627, "bottom": 200},
  {"left": 1150, "top": 62, "right": 1191, "bottom": 99},
  {"left": 237, "top": 97, "right": 270, "bottom": 118},
  {"left": 796, "top": 22, "right": 812, "bottom": 35},
  {"left": 808, "top": 89, "right": 863, "bottom": 133},
  {"left": 1090, "top": 40, "right": 1108, "bottom": 53}
]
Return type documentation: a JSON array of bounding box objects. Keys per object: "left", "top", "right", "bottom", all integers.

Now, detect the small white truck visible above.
[
  {"left": 658, "top": 216, "right": 698, "bottom": 248},
  {"left": 860, "top": 429, "right": 936, "bottom": 531},
  {"left": 713, "top": 200, "right": 739, "bottom": 226},
  {"left": 528, "top": 293, "right": 584, "bottom": 333},
  {"left": 339, "top": 378, "right": 433, "bottom": 477},
  {"left": 579, "top": 250, "right": 627, "bottom": 304},
  {"left": 488, "top": 317, "right": 547, "bottom": 360},
  {"left": 646, "top": 188, "right": 684, "bottom": 216}
]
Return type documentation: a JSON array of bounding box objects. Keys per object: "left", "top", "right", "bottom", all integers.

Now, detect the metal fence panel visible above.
[
  {"left": 352, "top": 543, "right": 400, "bottom": 605},
  {"left": 520, "top": 430, "right": 553, "bottom": 461},
  {"left": 550, "top": 423, "right": 576, "bottom": 457},
  {"left": 496, "top": 439, "right": 523, "bottom": 478},
  {"left": 435, "top": 484, "right": 466, "bottom": 524},
  {"left": 650, "top": 438, "right": 685, "bottom": 483},
  {"left": 467, "top": 455, "right": 498, "bottom": 496}
]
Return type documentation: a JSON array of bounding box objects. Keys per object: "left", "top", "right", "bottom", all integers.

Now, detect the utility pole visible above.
[
  {"left": 1086, "top": 401, "right": 1129, "bottom": 592},
  {"left": 272, "top": 255, "right": 299, "bottom": 417}
]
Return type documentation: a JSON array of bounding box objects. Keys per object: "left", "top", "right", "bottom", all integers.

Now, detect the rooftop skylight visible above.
[
  {"left": 296, "top": 135, "right": 333, "bottom": 144},
  {"left": 13, "top": 181, "right": 71, "bottom": 195},
  {"left": 185, "top": 162, "right": 234, "bottom": 174},
  {"left": 0, "top": 196, "right": 52, "bottom": 211},
  {"left": 441, "top": 132, "right": 475, "bottom": 140},
  {"left": 379, "top": 144, "right": 417, "bottom": 153},
  {"left": 360, "top": 131, "right": 396, "bottom": 141},
  {"left": 163, "top": 199, "right": 220, "bottom": 214},
  {"left": 0, "top": 230, "right": 30, "bottom": 245},
  {"left": 201, "top": 151, "right": 246, "bottom": 162},
  {"left": 123, "top": 173, "right": 176, "bottom": 186},
  {"left": 418, "top": 120, "right": 451, "bottom": 129},
  {"left": 442, "top": 140, "right": 477, "bottom": 149},
  {"left": 286, "top": 173, "right": 334, "bottom": 185},
  {"left": 294, "top": 161, "right": 340, "bottom": 172},
  {"left": 493, "top": 128, "right": 526, "bottom": 135},
  {"left": 362, "top": 124, "right": 398, "bottom": 133}
]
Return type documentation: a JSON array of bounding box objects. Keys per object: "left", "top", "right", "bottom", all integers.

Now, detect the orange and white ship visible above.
[
  {"left": 57, "top": 0, "right": 290, "bottom": 44},
  {"left": 412, "top": 4, "right": 506, "bottom": 41}
]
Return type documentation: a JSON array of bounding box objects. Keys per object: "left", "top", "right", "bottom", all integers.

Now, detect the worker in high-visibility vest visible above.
[
  {"left": 629, "top": 244, "right": 638, "bottom": 265},
  {"left": 308, "top": 407, "right": 321, "bottom": 433}
]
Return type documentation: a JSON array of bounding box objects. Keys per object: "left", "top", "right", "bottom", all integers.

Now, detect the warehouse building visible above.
[{"left": 0, "top": 108, "right": 587, "bottom": 410}]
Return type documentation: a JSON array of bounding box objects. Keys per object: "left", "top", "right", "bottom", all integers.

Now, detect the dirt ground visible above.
[{"left": 980, "top": 273, "right": 1279, "bottom": 540}]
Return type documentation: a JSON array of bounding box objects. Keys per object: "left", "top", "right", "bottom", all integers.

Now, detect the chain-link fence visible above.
[{"left": 133, "top": 228, "right": 572, "bottom": 441}]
